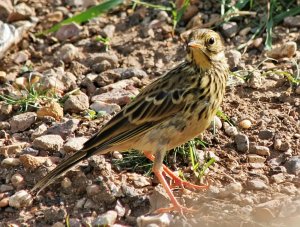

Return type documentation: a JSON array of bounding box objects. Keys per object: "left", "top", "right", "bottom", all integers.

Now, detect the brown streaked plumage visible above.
[{"left": 32, "top": 29, "right": 229, "bottom": 213}]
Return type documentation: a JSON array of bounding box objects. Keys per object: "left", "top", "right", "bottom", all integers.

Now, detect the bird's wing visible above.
[{"left": 82, "top": 63, "right": 191, "bottom": 152}]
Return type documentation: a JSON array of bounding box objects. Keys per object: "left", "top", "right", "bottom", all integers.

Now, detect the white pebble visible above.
[
  {"left": 11, "top": 173, "right": 24, "bottom": 188},
  {"left": 9, "top": 190, "right": 32, "bottom": 208},
  {"left": 61, "top": 177, "right": 72, "bottom": 189},
  {"left": 239, "top": 119, "right": 252, "bottom": 129}
]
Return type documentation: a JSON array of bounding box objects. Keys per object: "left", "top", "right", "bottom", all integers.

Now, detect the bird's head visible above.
[{"left": 185, "top": 29, "right": 226, "bottom": 70}]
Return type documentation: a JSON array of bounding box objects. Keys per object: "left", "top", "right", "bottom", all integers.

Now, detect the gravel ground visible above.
[{"left": 0, "top": 0, "right": 300, "bottom": 226}]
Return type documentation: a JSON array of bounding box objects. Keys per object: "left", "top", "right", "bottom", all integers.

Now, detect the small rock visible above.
[
  {"left": 283, "top": 15, "right": 300, "bottom": 27},
  {"left": 9, "top": 112, "right": 37, "bottom": 133},
  {"left": 248, "top": 70, "right": 262, "bottom": 89},
  {"left": 0, "top": 143, "right": 28, "bottom": 157},
  {"left": 0, "top": 102, "right": 12, "bottom": 119},
  {"left": 68, "top": 218, "right": 81, "bottom": 227},
  {"left": 1, "top": 158, "right": 21, "bottom": 166},
  {"left": 220, "top": 22, "right": 238, "bottom": 38},
  {"left": 33, "top": 134, "right": 64, "bottom": 151},
  {"left": 92, "top": 88, "right": 138, "bottom": 106},
  {"left": 252, "top": 38, "right": 263, "bottom": 48},
  {"left": 284, "top": 156, "right": 300, "bottom": 175},
  {"left": 75, "top": 198, "right": 86, "bottom": 209},
  {"left": 271, "top": 173, "right": 285, "bottom": 184},
  {"left": 247, "top": 154, "right": 266, "bottom": 163},
  {"left": 19, "top": 154, "right": 50, "bottom": 169},
  {"left": 295, "top": 86, "right": 300, "bottom": 95},
  {"left": 129, "top": 174, "right": 151, "bottom": 188},
  {"left": 0, "top": 184, "right": 14, "bottom": 192},
  {"left": 55, "top": 22, "right": 81, "bottom": 41},
  {"left": 86, "top": 184, "right": 101, "bottom": 197},
  {"left": 52, "top": 222, "right": 65, "bottom": 227},
  {"left": 92, "top": 210, "right": 118, "bottom": 226},
  {"left": 253, "top": 145, "right": 270, "bottom": 156},
  {"left": 11, "top": 173, "right": 24, "bottom": 188},
  {"left": 137, "top": 213, "right": 172, "bottom": 227},
  {"left": 90, "top": 101, "right": 121, "bottom": 115},
  {"left": 0, "top": 71, "right": 7, "bottom": 83},
  {"left": 56, "top": 43, "right": 79, "bottom": 63},
  {"left": 258, "top": 130, "right": 274, "bottom": 140},
  {"left": 0, "top": 197, "right": 9, "bottom": 208},
  {"left": 88, "top": 52, "right": 118, "bottom": 69},
  {"left": 266, "top": 41, "right": 297, "bottom": 59},
  {"left": 247, "top": 179, "right": 268, "bottom": 190},
  {"left": 218, "top": 182, "right": 243, "bottom": 198},
  {"left": 274, "top": 138, "right": 282, "bottom": 151},
  {"left": 64, "top": 91, "right": 89, "bottom": 114},
  {"left": 226, "top": 49, "right": 241, "bottom": 69},
  {"left": 0, "top": 0, "right": 13, "bottom": 21},
  {"left": 249, "top": 163, "right": 265, "bottom": 169},
  {"left": 9, "top": 190, "right": 32, "bottom": 208},
  {"left": 37, "top": 102, "right": 63, "bottom": 120},
  {"left": 224, "top": 124, "right": 238, "bottom": 137},
  {"left": 8, "top": 2, "right": 35, "bottom": 22},
  {"left": 239, "top": 27, "right": 251, "bottom": 36},
  {"left": 239, "top": 119, "right": 252, "bottom": 129},
  {"left": 46, "top": 11, "right": 63, "bottom": 23},
  {"left": 31, "top": 123, "right": 48, "bottom": 139},
  {"left": 13, "top": 51, "right": 29, "bottom": 64},
  {"left": 0, "top": 121, "right": 10, "bottom": 130},
  {"left": 46, "top": 119, "right": 79, "bottom": 139},
  {"left": 61, "top": 177, "right": 72, "bottom": 189},
  {"left": 102, "top": 24, "right": 115, "bottom": 38},
  {"left": 235, "top": 133, "right": 249, "bottom": 153},
  {"left": 210, "top": 116, "right": 222, "bottom": 130},
  {"left": 112, "top": 151, "right": 122, "bottom": 159},
  {"left": 43, "top": 207, "right": 67, "bottom": 224},
  {"left": 64, "top": 137, "right": 88, "bottom": 153}
]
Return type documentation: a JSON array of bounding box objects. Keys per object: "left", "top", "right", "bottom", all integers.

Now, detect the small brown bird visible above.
[{"left": 32, "top": 29, "right": 229, "bottom": 213}]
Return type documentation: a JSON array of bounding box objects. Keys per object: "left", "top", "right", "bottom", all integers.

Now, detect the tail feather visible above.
[{"left": 31, "top": 146, "right": 104, "bottom": 194}]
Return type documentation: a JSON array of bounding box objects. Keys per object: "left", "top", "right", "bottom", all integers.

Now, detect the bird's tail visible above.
[{"left": 31, "top": 146, "right": 106, "bottom": 195}]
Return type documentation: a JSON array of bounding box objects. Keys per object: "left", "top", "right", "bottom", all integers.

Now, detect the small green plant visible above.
[
  {"left": 95, "top": 36, "right": 111, "bottom": 51},
  {"left": 84, "top": 109, "right": 108, "bottom": 120},
  {"left": 132, "top": 0, "right": 190, "bottom": 33}
]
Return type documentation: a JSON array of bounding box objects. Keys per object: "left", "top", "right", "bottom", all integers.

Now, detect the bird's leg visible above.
[
  {"left": 149, "top": 150, "right": 196, "bottom": 214},
  {"left": 144, "top": 152, "right": 208, "bottom": 191}
]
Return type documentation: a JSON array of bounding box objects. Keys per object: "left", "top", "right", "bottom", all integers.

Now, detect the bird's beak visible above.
[{"left": 188, "top": 41, "right": 204, "bottom": 50}]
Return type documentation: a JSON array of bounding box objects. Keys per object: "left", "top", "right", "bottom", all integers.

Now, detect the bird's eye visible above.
[{"left": 207, "top": 37, "right": 215, "bottom": 45}]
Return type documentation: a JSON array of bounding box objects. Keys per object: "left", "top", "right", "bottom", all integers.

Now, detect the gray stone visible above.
[
  {"left": 258, "top": 130, "right": 274, "bottom": 140},
  {"left": 224, "top": 125, "right": 238, "bottom": 137},
  {"left": 90, "top": 101, "right": 121, "bottom": 115},
  {"left": 235, "top": 133, "right": 249, "bottom": 153},
  {"left": 247, "top": 179, "right": 268, "bottom": 190},
  {"left": 56, "top": 43, "right": 79, "bottom": 63},
  {"left": 247, "top": 154, "right": 266, "bottom": 163},
  {"left": 9, "top": 190, "right": 32, "bottom": 208},
  {"left": 64, "top": 91, "right": 89, "bottom": 113},
  {"left": 284, "top": 15, "right": 300, "bottom": 27},
  {"left": 220, "top": 22, "right": 238, "bottom": 38},
  {"left": 137, "top": 213, "right": 172, "bottom": 227},
  {"left": 92, "top": 210, "right": 117, "bottom": 226},
  {"left": 64, "top": 137, "right": 88, "bottom": 153},
  {"left": 55, "top": 23, "right": 81, "bottom": 41},
  {"left": 46, "top": 119, "right": 79, "bottom": 139},
  {"left": 284, "top": 156, "right": 300, "bottom": 175},
  {"left": 102, "top": 24, "right": 115, "bottom": 38},
  {"left": 271, "top": 173, "right": 285, "bottom": 184},
  {"left": 0, "top": 184, "right": 14, "bottom": 192},
  {"left": 33, "top": 134, "right": 64, "bottom": 151},
  {"left": 9, "top": 112, "right": 37, "bottom": 133},
  {"left": 253, "top": 145, "right": 270, "bottom": 156}
]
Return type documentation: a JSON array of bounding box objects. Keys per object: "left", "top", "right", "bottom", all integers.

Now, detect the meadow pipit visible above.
[{"left": 32, "top": 29, "right": 229, "bottom": 213}]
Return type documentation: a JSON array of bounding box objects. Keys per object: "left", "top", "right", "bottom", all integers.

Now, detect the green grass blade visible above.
[
  {"left": 273, "top": 6, "right": 300, "bottom": 24},
  {"left": 40, "top": 0, "right": 123, "bottom": 35}
]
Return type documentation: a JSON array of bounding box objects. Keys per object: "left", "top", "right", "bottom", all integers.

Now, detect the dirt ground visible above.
[{"left": 0, "top": 0, "right": 300, "bottom": 226}]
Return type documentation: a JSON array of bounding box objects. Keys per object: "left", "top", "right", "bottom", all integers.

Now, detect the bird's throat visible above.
[{"left": 191, "top": 49, "right": 211, "bottom": 70}]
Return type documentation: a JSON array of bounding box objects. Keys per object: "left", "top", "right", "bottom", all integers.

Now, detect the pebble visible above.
[
  {"left": 92, "top": 210, "right": 118, "bottom": 226},
  {"left": 0, "top": 121, "right": 10, "bottom": 130},
  {"left": 112, "top": 151, "right": 123, "bottom": 159},
  {"left": 1, "top": 157, "right": 21, "bottom": 166},
  {"left": 61, "top": 177, "right": 72, "bottom": 189},
  {"left": 64, "top": 137, "right": 88, "bottom": 153},
  {"left": 218, "top": 182, "right": 243, "bottom": 198},
  {"left": 9, "top": 2, "right": 35, "bottom": 22},
  {"left": 210, "top": 116, "right": 222, "bottom": 130},
  {"left": 9, "top": 112, "right": 37, "bottom": 133},
  {"left": 19, "top": 154, "right": 49, "bottom": 169},
  {"left": 55, "top": 22, "right": 81, "bottom": 41},
  {"left": 33, "top": 134, "right": 64, "bottom": 151},
  {"left": 31, "top": 123, "right": 48, "bottom": 140},
  {"left": 86, "top": 184, "right": 101, "bottom": 197},
  {"left": 11, "top": 173, "right": 24, "bottom": 188},
  {"left": 36, "top": 102, "right": 64, "bottom": 121},
  {"left": 226, "top": 49, "right": 241, "bottom": 69},
  {"left": 252, "top": 207, "right": 275, "bottom": 222},
  {"left": 46, "top": 119, "right": 79, "bottom": 139},
  {"left": 75, "top": 198, "right": 86, "bottom": 209},
  {"left": 0, "top": 184, "right": 14, "bottom": 192},
  {"left": 220, "top": 22, "right": 238, "bottom": 38},
  {"left": 239, "top": 26, "right": 251, "bottom": 36},
  {"left": 295, "top": 86, "right": 300, "bottom": 95},
  {"left": 283, "top": 15, "right": 300, "bottom": 27},
  {"left": 0, "top": 197, "right": 9, "bottom": 207},
  {"left": 88, "top": 52, "right": 119, "bottom": 69},
  {"left": 56, "top": 43, "right": 79, "bottom": 63},
  {"left": 274, "top": 138, "right": 282, "bottom": 151},
  {"left": 239, "top": 119, "right": 252, "bottom": 129},
  {"left": 64, "top": 91, "right": 89, "bottom": 114},
  {"left": 284, "top": 156, "right": 300, "bottom": 175},
  {"left": 224, "top": 125, "right": 238, "bottom": 137},
  {"left": 271, "top": 173, "right": 285, "bottom": 184},
  {"left": 9, "top": 190, "right": 32, "bottom": 208},
  {"left": 247, "top": 154, "right": 266, "bottom": 163},
  {"left": 137, "top": 213, "right": 172, "bottom": 227},
  {"left": 253, "top": 145, "right": 270, "bottom": 156},
  {"left": 248, "top": 70, "right": 262, "bottom": 89},
  {"left": 266, "top": 41, "right": 297, "bottom": 59},
  {"left": 0, "top": 0, "right": 13, "bottom": 21},
  {"left": 102, "top": 24, "right": 115, "bottom": 38},
  {"left": 13, "top": 51, "right": 29, "bottom": 64},
  {"left": 90, "top": 101, "right": 121, "bottom": 115},
  {"left": 0, "top": 143, "right": 27, "bottom": 157},
  {"left": 234, "top": 133, "right": 249, "bottom": 153},
  {"left": 258, "top": 130, "right": 274, "bottom": 140},
  {"left": 247, "top": 179, "right": 268, "bottom": 190},
  {"left": 46, "top": 11, "right": 63, "bottom": 23}
]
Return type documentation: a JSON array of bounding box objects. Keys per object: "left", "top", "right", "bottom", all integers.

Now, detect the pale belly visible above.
[{"left": 132, "top": 110, "right": 214, "bottom": 153}]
